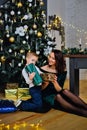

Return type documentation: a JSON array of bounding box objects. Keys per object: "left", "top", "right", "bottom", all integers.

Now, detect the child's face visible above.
[{"left": 26, "top": 55, "right": 38, "bottom": 65}]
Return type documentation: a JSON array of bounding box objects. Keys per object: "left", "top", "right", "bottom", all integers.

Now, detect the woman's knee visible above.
[
  {"left": 55, "top": 94, "right": 62, "bottom": 100},
  {"left": 63, "top": 89, "right": 69, "bottom": 94}
]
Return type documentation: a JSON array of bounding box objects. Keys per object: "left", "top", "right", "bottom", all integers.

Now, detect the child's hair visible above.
[{"left": 26, "top": 51, "right": 38, "bottom": 58}]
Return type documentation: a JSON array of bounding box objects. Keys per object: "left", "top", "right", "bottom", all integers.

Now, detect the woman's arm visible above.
[
  {"left": 51, "top": 75, "right": 62, "bottom": 92},
  {"left": 41, "top": 74, "right": 62, "bottom": 91},
  {"left": 52, "top": 80, "right": 62, "bottom": 92}
]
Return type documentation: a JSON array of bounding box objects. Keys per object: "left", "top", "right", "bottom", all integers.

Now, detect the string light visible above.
[
  {"left": 49, "top": 15, "right": 87, "bottom": 34},
  {"left": 48, "top": 15, "right": 87, "bottom": 50},
  {"left": 0, "top": 120, "right": 44, "bottom": 130},
  {"left": 61, "top": 20, "right": 87, "bottom": 34}
]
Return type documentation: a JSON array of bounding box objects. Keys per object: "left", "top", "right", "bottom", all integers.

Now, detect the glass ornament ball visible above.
[
  {"left": 29, "top": 29, "right": 33, "bottom": 34},
  {"left": 6, "top": 34, "right": 10, "bottom": 38},
  {"left": 28, "top": 0, "right": 33, "bottom": 2},
  {"left": 17, "top": 2, "right": 23, "bottom": 7},
  {"left": 22, "top": 40, "right": 26, "bottom": 44},
  {"left": 34, "top": 30, "right": 37, "bottom": 34},
  {"left": 33, "top": 24, "right": 37, "bottom": 29},
  {"left": 0, "top": 39, "right": 3, "bottom": 43},
  {"left": 37, "top": 32, "right": 42, "bottom": 37},
  {"left": 18, "top": 63, "right": 22, "bottom": 67},
  {"left": 36, "top": 51, "right": 40, "bottom": 55},
  {"left": 40, "top": 1, "right": 44, "bottom": 6},
  {"left": 0, "top": 19, "right": 3, "bottom": 24},
  {"left": 8, "top": 49, "right": 12, "bottom": 53},
  {"left": 17, "top": 11, "right": 21, "bottom": 15},
  {"left": 29, "top": 3, "right": 32, "bottom": 7},
  {"left": 42, "top": 24, "right": 46, "bottom": 28},
  {"left": 20, "top": 49, "right": 25, "bottom": 53},
  {"left": 1, "top": 56, "right": 6, "bottom": 62},
  {"left": 9, "top": 37, "right": 15, "bottom": 43},
  {"left": 22, "top": 55, "right": 25, "bottom": 59},
  {"left": 10, "top": 10, "right": 15, "bottom": 15}
]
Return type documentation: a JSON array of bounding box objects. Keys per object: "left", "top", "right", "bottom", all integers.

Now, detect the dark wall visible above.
[
  {"left": 43, "top": 0, "right": 47, "bottom": 14},
  {"left": 43, "top": 0, "right": 47, "bottom": 21}
]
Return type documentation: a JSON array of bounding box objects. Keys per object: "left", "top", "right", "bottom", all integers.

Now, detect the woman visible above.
[{"left": 40, "top": 49, "right": 87, "bottom": 117}]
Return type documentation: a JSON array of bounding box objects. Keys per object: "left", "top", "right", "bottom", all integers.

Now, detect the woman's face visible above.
[{"left": 48, "top": 52, "right": 56, "bottom": 66}]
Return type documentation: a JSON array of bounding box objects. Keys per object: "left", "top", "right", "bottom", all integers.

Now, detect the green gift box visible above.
[
  {"left": 18, "top": 88, "right": 31, "bottom": 100},
  {"left": 25, "top": 63, "right": 42, "bottom": 86},
  {"left": 5, "top": 89, "right": 18, "bottom": 101}
]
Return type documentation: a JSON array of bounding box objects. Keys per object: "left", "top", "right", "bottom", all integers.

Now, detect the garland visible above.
[{"left": 62, "top": 47, "right": 87, "bottom": 55}]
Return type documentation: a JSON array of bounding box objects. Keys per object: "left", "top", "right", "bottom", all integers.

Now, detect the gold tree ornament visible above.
[
  {"left": 0, "top": 39, "right": 3, "bottom": 43},
  {"left": 1, "top": 56, "right": 6, "bottom": 62},
  {"left": 9, "top": 36, "right": 15, "bottom": 43},
  {"left": 40, "top": 1, "right": 44, "bottom": 6},
  {"left": 0, "top": 19, "right": 3, "bottom": 24},
  {"left": 20, "top": 49, "right": 25, "bottom": 53},
  {"left": 37, "top": 32, "right": 42, "bottom": 37},
  {"left": 33, "top": 24, "right": 37, "bottom": 29},
  {"left": 17, "top": 2, "right": 23, "bottom": 7}
]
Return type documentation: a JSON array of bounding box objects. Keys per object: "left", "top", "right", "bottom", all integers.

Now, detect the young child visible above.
[{"left": 15, "top": 51, "right": 43, "bottom": 111}]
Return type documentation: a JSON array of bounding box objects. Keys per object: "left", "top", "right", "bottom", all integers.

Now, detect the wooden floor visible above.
[{"left": 0, "top": 80, "right": 87, "bottom": 130}]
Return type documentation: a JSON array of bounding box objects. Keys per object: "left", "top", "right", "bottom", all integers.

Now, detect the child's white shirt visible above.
[{"left": 22, "top": 65, "right": 42, "bottom": 88}]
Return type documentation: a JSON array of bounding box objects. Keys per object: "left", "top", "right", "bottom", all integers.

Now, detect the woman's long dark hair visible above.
[{"left": 52, "top": 49, "right": 66, "bottom": 73}]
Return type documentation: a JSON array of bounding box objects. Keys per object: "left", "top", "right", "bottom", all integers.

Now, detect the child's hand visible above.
[{"left": 29, "top": 72, "right": 35, "bottom": 80}]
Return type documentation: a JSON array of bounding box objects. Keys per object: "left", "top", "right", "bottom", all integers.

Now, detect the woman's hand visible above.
[{"left": 51, "top": 74, "right": 57, "bottom": 82}]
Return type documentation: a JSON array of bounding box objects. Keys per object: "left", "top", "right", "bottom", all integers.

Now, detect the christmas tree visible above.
[{"left": 0, "top": 0, "right": 56, "bottom": 89}]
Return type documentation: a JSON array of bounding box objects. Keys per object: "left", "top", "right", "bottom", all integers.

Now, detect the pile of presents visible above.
[{"left": 5, "top": 83, "right": 31, "bottom": 101}]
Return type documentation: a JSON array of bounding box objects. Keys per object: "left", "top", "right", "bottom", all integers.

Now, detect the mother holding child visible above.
[{"left": 14, "top": 49, "right": 87, "bottom": 117}]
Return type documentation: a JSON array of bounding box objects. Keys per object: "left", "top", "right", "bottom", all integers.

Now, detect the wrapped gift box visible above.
[
  {"left": 6, "top": 83, "right": 18, "bottom": 89},
  {"left": 41, "top": 73, "right": 55, "bottom": 81},
  {"left": 25, "top": 63, "right": 42, "bottom": 86},
  {"left": 18, "top": 88, "right": 31, "bottom": 100},
  {"left": 5, "top": 89, "right": 18, "bottom": 101}
]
